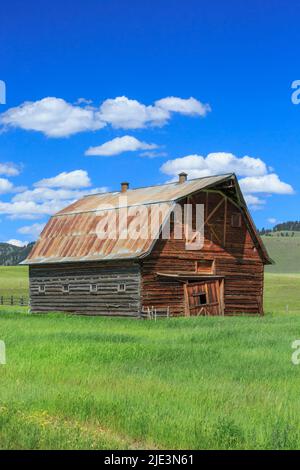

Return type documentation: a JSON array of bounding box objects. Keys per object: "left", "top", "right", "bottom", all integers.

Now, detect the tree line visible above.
[{"left": 259, "top": 221, "right": 300, "bottom": 236}]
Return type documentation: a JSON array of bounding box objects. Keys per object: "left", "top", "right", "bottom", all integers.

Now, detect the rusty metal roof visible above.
[
  {"left": 23, "top": 174, "right": 235, "bottom": 265},
  {"left": 57, "top": 174, "right": 232, "bottom": 215}
]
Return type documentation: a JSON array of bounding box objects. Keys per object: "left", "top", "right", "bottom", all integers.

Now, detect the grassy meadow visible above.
[
  {"left": 262, "top": 232, "right": 300, "bottom": 274},
  {"left": 0, "top": 265, "right": 28, "bottom": 297},
  {"left": 0, "top": 266, "right": 300, "bottom": 449}
]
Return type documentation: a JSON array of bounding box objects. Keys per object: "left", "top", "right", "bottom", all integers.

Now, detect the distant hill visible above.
[
  {"left": 0, "top": 242, "right": 35, "bottom": 266},
  {"left": 262, "top": 232, "right": 300, "bottom": 273}
]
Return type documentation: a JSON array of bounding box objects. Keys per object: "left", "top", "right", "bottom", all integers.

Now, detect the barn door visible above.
[{"left": 185, "top": 280, "right": 224, "bottom": 316}]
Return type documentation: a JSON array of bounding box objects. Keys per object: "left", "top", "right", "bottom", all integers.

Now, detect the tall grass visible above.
[
  {"left": 0, "top": 266, "right": 28, "bottom": 297},
  {"left": 1, "top": 311, "right": 300, "bottom": 449}
]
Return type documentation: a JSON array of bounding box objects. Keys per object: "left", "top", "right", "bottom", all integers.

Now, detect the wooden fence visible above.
[{"left": 0, "top": 295, "right": 29, "bottom": 306}]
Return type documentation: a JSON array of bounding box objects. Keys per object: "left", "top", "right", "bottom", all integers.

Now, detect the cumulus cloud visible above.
[
  {"left": 99, "top": 96, "right": 169, "bottom": 129},
  {"left": 267, "top": 218, "right": 277, "bottom": 224},
  {"left": 0, "top": 162, "right": 21, "bottom": 176},
  {"left": 239, "top": 174, "right": 294, "bottom": 195},
  {"left": 0, "top": 169, "right": 107, "bottom": 220},
  {"left": 35, "top": 170, "right": 91, "bottom": 189},
  {"left": 85, "top": 135, "right": 158, "bottom": 157},
  {"left": 244, "top": 195, "right": 266, "bottom": 210},
  {"left": 0, "top": 178, "right": 15, "bottom": 194},
  {"left": 0, "top": 200, "right": 67, "bottom": 220},
  {"left": 13, "top": 187, "right": 89, "bottom": 203},
  {"left": 18, "top": 222, "right": 46, "bottom": 239},
  {"left": 161, "top": 152, "right": 268, "bottom": 180},
  {"left": 99, "top": 96, "right": 210, "bottom": 129},
  {"left": 155, "top": 96, "right": 211, "bottom": 116},
  {"left": 0, "top": 95, "right": 210, "bottom": 137},
  {"left": 6, "top": 239, "right": 29, "bottom": 247},
  {"left": 160, "top": 151, "right": 294, "bottom": 209},
  {"left": 0, "top": 97, "right": 106, "bottom": 138}
]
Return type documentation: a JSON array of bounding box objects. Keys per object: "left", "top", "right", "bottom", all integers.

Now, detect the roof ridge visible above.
[
  {"left": 54, "top": 200, "right": 176, "bottom": 218},
  {"left": 83, "top": 173, "right": 234, "bottom": 198}
]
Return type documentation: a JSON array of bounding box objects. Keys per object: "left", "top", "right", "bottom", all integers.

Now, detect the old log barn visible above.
[{"left": 23, "top": 173, "right": 272, "bottom": 317}]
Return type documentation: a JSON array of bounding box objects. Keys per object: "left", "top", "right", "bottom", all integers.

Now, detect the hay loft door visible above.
[{"left": 185, "top": 279, "right": 224, "bottom": 316}]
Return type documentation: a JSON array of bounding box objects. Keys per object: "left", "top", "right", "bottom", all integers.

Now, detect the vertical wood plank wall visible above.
[{"left": 141, "top": 192, "right": 264, "bottom": 316}]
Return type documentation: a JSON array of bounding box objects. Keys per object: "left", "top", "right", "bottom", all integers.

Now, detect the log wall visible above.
[{"left": 29, "top": 261, "right": 141, "bottom": 315}]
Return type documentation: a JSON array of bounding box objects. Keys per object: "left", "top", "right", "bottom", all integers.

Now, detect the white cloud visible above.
[
  {"left": 0, "top": 162, "right": 21, "bottom": 176},
  {"left": 0, "top": 169, "right": 108, "bottom": 220},
  {"left": 18, "top": 222, "right": 46, "bottom": 238},
  {"left": 0, "top": 97, "right": 106, "bottom": 138},
  {"left": 244, "top": 194, "right": 266, "bottom": 210},
  {"left": 99, "top": 96, "right": 210, "bottom": 129},
  {"left": 155, "top": 96, "right": 211, "bottom": 116},
  {"left": 0, "top": 200, "right": 66, "bottom": 220},
  {"left": 160, "top": 152, "right": 294, "bottom": 211},
  {"left": 1, "top": 188, "right": 107, "bottom": 220},
  {"left": 0, "top": 95, "right": 210, "bottom": 137},
  {"left": 239, "top": 174, "right": 294, "bottom": 195},
  {"left": 75, "top": 98, "right": 93, "bottom": 105},
  {"left": 6, "top": 239, "right": 29, "bottom": 247},
  {"left": 35, "top": 170, "right": 91, "bottom": 189},
  {"left": 140, "top": 151, "right": 168, "bottom": 158},
  {"left": 267, "top": 218, "right": 277, "bottom": 224},
  {"left": 14, "top": 187, "right": 86, "bottom": 203},
  {"left": 161, "top": 152, "right": 268, "bottom": 180},
  {"left": 0, "top": 178, "right": 15, "bottom": 194},
  {"left": 85, "top": 135, "right": 158, "bottom": 157},
  {"left": 99, "top": 96, "right": 170, "bottom": 129}
]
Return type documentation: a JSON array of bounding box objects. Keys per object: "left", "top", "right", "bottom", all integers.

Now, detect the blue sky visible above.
[{"left": 0, "top": 0, "right": 299, "bottom": 244}]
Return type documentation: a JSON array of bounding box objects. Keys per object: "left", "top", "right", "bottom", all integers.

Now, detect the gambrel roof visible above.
[{"left": 23, "top": 173, "right": 272, "bottom": 265}]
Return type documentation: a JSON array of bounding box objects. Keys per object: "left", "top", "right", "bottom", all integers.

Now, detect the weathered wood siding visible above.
[
  {"left": 29, "top": 261, "right": 141, "bottom": 316},
  {"left": 141, "top": 192, "right": 264, "bottom": 316}
]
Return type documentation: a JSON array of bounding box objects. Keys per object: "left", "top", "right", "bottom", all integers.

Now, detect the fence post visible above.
[{"left": 0, "top": 294, "right": 28, "bottom": 307}]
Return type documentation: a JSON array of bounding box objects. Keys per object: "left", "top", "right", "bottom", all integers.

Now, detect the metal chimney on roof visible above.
[
  {"left": 178, "top": 172, "right": 187, "bottom": 184},
  {"left": 121, "top": 182, "right": 129, "bottom": 193}
]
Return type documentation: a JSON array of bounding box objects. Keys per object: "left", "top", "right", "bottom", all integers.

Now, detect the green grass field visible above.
[
  {"left": 0, "top": 267, "right": 300, "bottom": 449},
  {"left": 262, "top": 234, "right": 300, "bottom": 273},
  {"left": 0, "top": 266, "right": 28, "bottom": 297}
]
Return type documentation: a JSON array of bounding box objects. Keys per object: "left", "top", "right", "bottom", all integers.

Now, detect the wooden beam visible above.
[
  {"left": 183, "top": 283, "right": 190, "bottom": 317},
  {"left": 204, "top": 188, "right": 268, "bottom": 262},
  {"left": 220, "top": 279, "right": 225, "bottom": 315},
  {"left": 223, "top": 196, "right": 227, "bottom": 247},
  {"left": 204, "top": 197, "right": 224, "bottom": 225},
  {"left": 205, "top": 191, "right": 209, "bottom": 219}
]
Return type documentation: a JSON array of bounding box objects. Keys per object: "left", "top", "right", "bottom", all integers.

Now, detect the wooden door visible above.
[{"left": 185, "top": 279, "right": 224, "bottom": 316}]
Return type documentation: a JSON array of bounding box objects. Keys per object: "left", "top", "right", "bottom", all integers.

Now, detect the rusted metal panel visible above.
[
  {"left": 24, "top": 175, "right": 233, "bottom": 265},
  {"left": 57, "top": 174, "right": 231, "bottom": 216},
  {"left": 24, "top": 202, "right": 175, "bottom": 264}
]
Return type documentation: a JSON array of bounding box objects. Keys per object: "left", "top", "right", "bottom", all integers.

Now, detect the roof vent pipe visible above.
[
  {"left": 178, "top": 172, "right": 187, "bottom": 184},
  {"left": 121, "top": 182, "right": 129, "bottom": 193}
]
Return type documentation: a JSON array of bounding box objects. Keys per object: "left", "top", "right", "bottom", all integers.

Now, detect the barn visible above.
[{"left": 23, "top": 173, "right": 272, "bottom": 317}]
